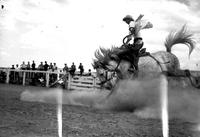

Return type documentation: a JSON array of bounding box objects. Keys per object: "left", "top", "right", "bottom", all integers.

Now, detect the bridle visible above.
[
  {"left": 98, "top": 60, "right": 121, "bottom": 86},
  {"left": 184, "top": 70, "right": 200, "bottom": 88}
]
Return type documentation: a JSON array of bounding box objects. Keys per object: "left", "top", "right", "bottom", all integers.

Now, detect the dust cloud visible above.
[{"left": 20, "top": 76, "right": 200, "bottom": 122}]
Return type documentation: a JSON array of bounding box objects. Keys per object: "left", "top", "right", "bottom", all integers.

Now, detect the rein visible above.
[
  {"left": 123, "top": 33, "right": 132, "bottom": 45},
  {"left": 99, "top": 60, "right": 121, "bottom": 86},
  {"left": 147, "top": 54, "right": 170, "bottom": 72},
  {"left": 184, "top": 70, "right": 200, "bottom": 88},
  {"left": 147, "top": 55, "right": 200, "bottom": 88}
]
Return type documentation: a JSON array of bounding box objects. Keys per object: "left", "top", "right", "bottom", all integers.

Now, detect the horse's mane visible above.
[
  {"left": 92, "top": 46, "right": 123, "bottom": 69},
  {"left": 164, "top": 25, "right": 195, "bottom": 56}
]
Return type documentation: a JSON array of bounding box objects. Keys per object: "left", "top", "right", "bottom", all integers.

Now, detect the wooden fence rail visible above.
[{"left": 0, "top": 68, "right": 101, "bottom": 90}]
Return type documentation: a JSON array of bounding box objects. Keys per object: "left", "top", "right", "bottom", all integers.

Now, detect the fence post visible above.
[
  {"left": 46, "top": 72, "right": 49, "bottom": 87},
  {"left": 67, "top": 73, "right": 71, "bottom": 90},
  {"left": 22, "top": 71, "right": 26, "bottom": 86},
  {"left": 93, "top": 77, "right": 96, "bottom": 89},
  {"left": 6, "top": 69, "right": 10, "bottom": 84},
  {"left": 57, "top": 72, "right": 59, "bottom": 80}
]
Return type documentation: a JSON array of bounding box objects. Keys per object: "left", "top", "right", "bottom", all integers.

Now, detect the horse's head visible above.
[
  {"left": 93, "top": 46, "right": 137, "bottom": 89},
  {"left": 93, "top": 53, "right": 119, "bottom": 89}
]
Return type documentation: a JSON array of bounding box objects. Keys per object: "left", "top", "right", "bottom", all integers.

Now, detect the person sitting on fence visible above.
[
  {"left": 38, "top": 62, "right": 44, "bottom": 71},
  {"left": 10, "top": 65, "right": 15, "bottom": 83},
  {"left": 20, "top": 61, "right": 26, "bottom": 70},
  {"left": 44, "top": 61, "right": 49, "bottom": 71},
  {"left": 26, "top": 62, "right": 31, "bottom": 70},
  {"left": 11, "top": 65, "right": 15, "bottom": 69},
  {"left": 63, "top": 63, "right": 69, "bottom": 73},
  {"left": 69, "top": 62, "right": 76, "bottom": 77},
  {"left": 48, "top": 62, "right": 53, "bottom": 83},
  {"left": 52, "top": 63, "right": 58, "bottom": 82},
  {"left": 53, "top": 63, "right": 58, "bottom": 72},
  {"left": 31, "top": 61, "right": 36, "bottom": 70},
  {"left": 88, "top": 69, "right": 92, "bottom": 76},
  {"left": 31, "top": 61, "right": 36, "bottom": 80},
  {"left": 26, "top": 61, "right": 31, "bottom": 78},
  {"left": 78, "top": 63, "right": 84, "bottom": 76},
  {"left": 16, "top": 64, "right": 19, "bottom": 70},
  {"left": 49, "top": 63, "right": 53, "bottom": 71},
  {"left": 15, "top": 64, "right": 20, "bottom": 84},
  {"left": 37, "top": 62, "right": 44, "bottom": 79}
]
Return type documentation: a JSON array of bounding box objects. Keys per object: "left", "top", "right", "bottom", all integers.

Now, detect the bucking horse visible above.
[{"left": 92, "top": 25, "right": 200, "bottom": 97}]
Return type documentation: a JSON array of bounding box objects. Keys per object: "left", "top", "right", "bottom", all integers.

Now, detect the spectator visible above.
[
  {"left": 32, "top": 61, "right": 36, "bottom": 70},
  {"left": 20, "top": 62, "right": 26, "bottom": 83},
  {"left": 11, "top": 65, "right": 15, "bottom": 69},
  {"left": 20, "top": 61, "right": 26, "bottom": 70},
  {"left": 10, "top": 65, "right": 15, "bottom": 83},
  {"left": 16, "top": 64, "right": 19, "bottom": 70},
  {"left": 53, "top": 63, "right": 58, "bottom": 72},
  {"left": 88, "top": 69, "right": 92, "bottom": 76},
  {"left": 37, "top": 62, "right": 44, "bottom": 79},
  {"left": 26, "top": 61, "right": 31, "bottom": 78},
  {"left": 31, "top": 61, "right": 36, "bottom": 79},
  {"left": 49, "top": 63, "right": 53, "bottom": 71},
  {"left": 15, "top": 64, "right": 21, "bottom": 84},
  {"left": 44, "top": 61, "right": 49, "bottom": 71},
  {"left": 38, "top": 62, "right": 44, "bottom": 71},
  {"left": 63, "top": 63, "right": 69, "bottom": 73},
  {"left": 52, "top": 63, "right": 58, "bottom": 82},
  {"left": 78, "top": 63, "right": 84, "bottom": 76},
  {"left": 48, "top": 62, "right": 54, "bottom": 83},
  {"left": 26, "top": 61, "right": 31, "bottom": 70},
  {"left": 70, "top": 62, "right": 76, "bottom": 76}
]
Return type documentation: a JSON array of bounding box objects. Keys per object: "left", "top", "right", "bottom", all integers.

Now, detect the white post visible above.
[
  {"left": 6, "top": 69, "right": 10, "bottom": 84},
  {"left": 57, "top": 72, "right": 59, "bottom": 80},
  {"left": 22, "top": 71, "right": 26, "bottom": 86},
  {"left": 93, "top": 77, "right": 96, "bottom": 89},
  {"left": 67, "top": 73, "right": 71, "bottom": 90},
  {"left": 46, "top": 72, "right": 49, "bottom": 87}
]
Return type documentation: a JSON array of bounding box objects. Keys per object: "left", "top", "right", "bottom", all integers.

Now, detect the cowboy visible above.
[
  {"left": 122, "top": 14, "right": 153, "bottom": 45},
  {"left": 118, "top": 15, "right": 153, "bottom": 73}
]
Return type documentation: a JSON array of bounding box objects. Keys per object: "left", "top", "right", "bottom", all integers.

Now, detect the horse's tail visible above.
[{"left": 164, "top": 25, "right": 195, "bottom": 56}]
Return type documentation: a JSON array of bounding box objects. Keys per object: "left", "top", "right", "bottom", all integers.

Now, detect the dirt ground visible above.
[{"left": 0, "top": 84, "right": 200, "bottom": 137}]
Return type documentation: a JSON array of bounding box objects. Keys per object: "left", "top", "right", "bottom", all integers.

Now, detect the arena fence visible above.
[{"left": 0, "top": 68, "right": 101, "bottom": 90}]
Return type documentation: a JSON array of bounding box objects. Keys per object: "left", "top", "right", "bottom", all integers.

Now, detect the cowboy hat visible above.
[{"left": 123, "top": 15, "right": 134, "bottom": 22}]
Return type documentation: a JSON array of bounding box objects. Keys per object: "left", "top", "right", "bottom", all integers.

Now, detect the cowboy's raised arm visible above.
[{"left": 135, "top": 14, "right": 144, "bottom": 22}]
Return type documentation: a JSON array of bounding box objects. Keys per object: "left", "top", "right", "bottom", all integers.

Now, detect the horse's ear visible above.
[{"left": 94, "top": 49, "right": 103, "bottom": 61}]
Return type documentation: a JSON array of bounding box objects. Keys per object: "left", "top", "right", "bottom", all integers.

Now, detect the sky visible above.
[{"left": 0, "top": 0, "right": 200, "bottom": 71}]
